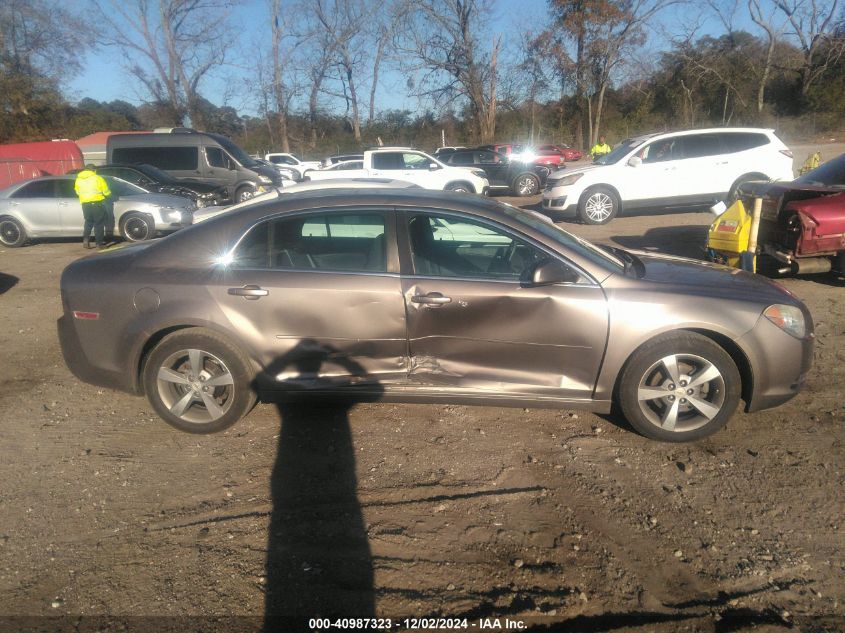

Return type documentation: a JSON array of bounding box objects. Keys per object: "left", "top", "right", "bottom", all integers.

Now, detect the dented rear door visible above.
[{"left": 399, "top": 210, "right": 609, "bottom": 400}]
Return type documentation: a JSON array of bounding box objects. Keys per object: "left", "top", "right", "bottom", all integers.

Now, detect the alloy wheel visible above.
[
  {"left": 155, "top": 348, "right": 236, "bottom": 424},
  {"left": 585, "top": 192, "right": 614, "bottom": 222},
  {"left": 636, "top": 353, "right": 726, "bottom": 433},
  {"left": 124, "top": 217, "right": 151, "bottom": 241},
  {"left": 0, "top": 220, "right": 21, "bottom": 245}
]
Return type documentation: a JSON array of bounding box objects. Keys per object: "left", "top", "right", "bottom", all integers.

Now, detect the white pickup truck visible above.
[{"left": 305, "top": 147, "right": 490, "bottom": 194}]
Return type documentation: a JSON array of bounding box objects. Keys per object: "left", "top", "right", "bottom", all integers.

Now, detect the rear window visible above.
[
  {"left": 112, "top": 146, "right": 199, "bottom": 171},
  {"left": 721, "top": 132, "right": 770, "bottom": 153}
]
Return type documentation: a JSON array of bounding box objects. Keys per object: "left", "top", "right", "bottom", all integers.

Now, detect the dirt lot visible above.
[{"left": 0, "top": 160, "right": 843, "bottom": 632}]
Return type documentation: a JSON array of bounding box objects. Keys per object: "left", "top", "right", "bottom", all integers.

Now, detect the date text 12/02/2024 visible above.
[{"left": 309, "top": 617, "right": 528, "bottom": 630}]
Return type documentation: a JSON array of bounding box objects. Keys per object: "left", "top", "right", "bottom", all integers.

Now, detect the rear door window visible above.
[
  {"left": 678, "top": 134, "right": 724, "bottom": 159},
  {"left": 232, "top": 212, "right": 388, "bottom": 273},
  {"left": 12, "top": 180, "right": 56, "bottom": 198}
]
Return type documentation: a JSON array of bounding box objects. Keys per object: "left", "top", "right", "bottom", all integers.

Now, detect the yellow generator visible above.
[{"left": 706, "top": 200, "right": 754, "bottom": 272}]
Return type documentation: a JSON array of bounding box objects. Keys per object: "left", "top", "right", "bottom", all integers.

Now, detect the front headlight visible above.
[
  {"left": 763, "top": 304, "right": 806, "bottom": 338},
  {"left": 553, "top": 172, "right": 584, "bottom": 187},
  {"left": 258, "top": 175, "right": 273, "bottom": 184},
  {"left": 471, "top": 169, "right": 487, "bottom": 179}
]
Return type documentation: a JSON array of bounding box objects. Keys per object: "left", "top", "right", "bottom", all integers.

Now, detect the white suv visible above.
[{"left": 542, "top": 128, "right": 794, "bottom": 224}]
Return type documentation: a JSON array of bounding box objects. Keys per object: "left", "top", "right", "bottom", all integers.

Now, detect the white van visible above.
[{"left": 542, "top": 128, "right": 794, "bottom": 224}]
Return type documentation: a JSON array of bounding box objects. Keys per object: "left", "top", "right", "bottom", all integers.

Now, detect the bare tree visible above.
[
  {"left": 314, "top": 0, "right": 369, "bottom": 142},
  {"left": 93, "top": 0, "right": 235, "bottom": 128},
  {"left": 775, "top": 0, "right": 844, "bottom": 97},
  {"left": 270, "top": 0, "right": 291, "bottom": 151},
  {"left": 397, "top": 0, "right": 500, "bottom": 143},
  {"left": 747, "top": 0, "right": 786, "bottom": 112}
]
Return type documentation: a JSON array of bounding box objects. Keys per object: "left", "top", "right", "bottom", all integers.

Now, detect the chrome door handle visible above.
[
  {"left": 228, "top": 285, "right": 268, "bottom": 300},
  {"left": 411, "top": 292, "right": 451, "bottom": 306}
]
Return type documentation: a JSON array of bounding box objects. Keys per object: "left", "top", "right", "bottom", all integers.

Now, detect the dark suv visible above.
[
  {"left": 73, "top": 164, "right": 228, "bottom": 207},
  {"left": 442, "top": 149, "right": 549, "bottom": 196}
]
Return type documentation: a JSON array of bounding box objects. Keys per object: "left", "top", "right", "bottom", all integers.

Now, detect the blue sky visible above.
[{"left": 64, "top": 0, "right": 752, "bottom": 116}]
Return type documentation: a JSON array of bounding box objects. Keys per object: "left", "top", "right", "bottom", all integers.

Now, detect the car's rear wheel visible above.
[
  {"left": 446, "top": 182, "right": 473, "bottom": 193},
  {"left": 513, "top": 173, "right": 540, "bottom": 196},
  {"left": 119, "top": 213, "right": 155, "bottom": 242},
  {"left": 0, "top": 216, "right": 27, "bottom": 247},
  {"left": 618, "top": 332, "right": 741, "bottom": 442},
  {"left": 142, "top": 328, "right": 257, "bottom": 434},
  {"left": 578, "top": 187, "right": 619, "bottom": 224}
]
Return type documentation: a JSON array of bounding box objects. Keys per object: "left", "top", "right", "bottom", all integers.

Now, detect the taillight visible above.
[
  {"left": 73, "top": 311, "right": 100, "bottom": 320},
  {"left": 780, "top": 149, "right": 793, "bottom": 158}
]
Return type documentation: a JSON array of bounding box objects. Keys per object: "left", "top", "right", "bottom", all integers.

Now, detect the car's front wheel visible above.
[
  {"left": 578, "top": 187, "right": 619, "bottom": 224},
  {"left": 119, "top": 213, "right": 155, "bottom": 242},
  {"left": 142, "top": 328, "right": 257, "bottom": 433},
  {"left": 235, "top": 185, "right": 255, "bottom": 203},
  {"left": 0, "top": 216, "right": 27, "bottom": 247},
  {"left": 618, "top": 332, "right": 741, "bottom": 442},
  {"left": 513, "top": 173, "right": 540, "bottom": 196}
]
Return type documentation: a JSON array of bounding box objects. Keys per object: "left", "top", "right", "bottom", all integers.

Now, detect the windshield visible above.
[
  {"left": 500, "top": 204, "right": 624, "bottom": 271},
  {"left": 137, "top": 164, "right": 176, "bottom": 183},
  {"left": 795, "top": 154, "right": 845, "bottom": 187},
  {"left": 103, "top": 176, "right": 147, "bottom": 196},
  {"left": 209, "top": 134, "right": 260, "bottom": 168},
  {"left": 593, "top": 138, "right": 647, "bottom": 166}
]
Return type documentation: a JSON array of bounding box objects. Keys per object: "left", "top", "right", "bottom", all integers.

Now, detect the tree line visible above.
[{"left": 1, "top": 0, "right": 843, "bottom": 158}]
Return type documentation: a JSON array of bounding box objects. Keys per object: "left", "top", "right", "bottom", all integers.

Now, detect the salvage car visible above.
[
  {"left": 70, "top": 163, "right": 227, "bottom": 207},
  {"left": 58, "top": 189, "right": 812, "bottom": 442},
  {"left": 0, "top": 176, "right": 193, "bottom": 247},
  {"left": 739, "top": 153, "right": 845, "bottom": 276},
  {"left": 440, "top": 149, "right": 548, "bottom": 196}
]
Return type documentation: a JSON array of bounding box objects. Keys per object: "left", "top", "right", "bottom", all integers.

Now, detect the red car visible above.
[
  {"left": 739, "top": 153, "right": 845, "bottom": 276},
  {"left": 537, "top": 144, "right": 584, "bottom": 163}
]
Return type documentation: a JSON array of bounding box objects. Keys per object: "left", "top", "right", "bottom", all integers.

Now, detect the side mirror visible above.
[
  {"left": 528, "top": 259, "right": 580, "bottom": 286},
  {"left": 429, "top": 162, "right": 440, "bottom": 171},
  {"left": 627, "top": 156, "right": 642, "bottom": 168}
]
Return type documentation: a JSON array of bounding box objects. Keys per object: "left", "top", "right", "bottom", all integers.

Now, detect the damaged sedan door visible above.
[
  {"left": 212, "top": 208, "right": 407, "bottom": 393},
  {"left": 399, "top": 211, "right": 610, "bottom": 402}
]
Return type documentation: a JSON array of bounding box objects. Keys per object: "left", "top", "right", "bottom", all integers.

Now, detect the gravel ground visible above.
[{"left": 0, "top": 149, "right": 843, "bottom": 632}]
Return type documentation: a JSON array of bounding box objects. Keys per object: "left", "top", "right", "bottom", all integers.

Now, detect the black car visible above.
[
  {"left": 73, "top": 164, "right": 228, "bottom": 207},
  {"left": 441, "top": 149, "right": 549, "bottom": 196}
]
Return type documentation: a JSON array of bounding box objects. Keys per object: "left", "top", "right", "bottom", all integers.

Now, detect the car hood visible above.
[
  {"left": 739, "top": 180, "right": 842, "bottom": 197},
  {"left": 117, "top": 193, "right": 194, "bottom": 207},
  {"left": 166, "top": 179, "right": 220, "bottom": 193},
  {"left": 632, "top": 250, "right": 798, "bottom": 304},
  {"left": 548, "top": 163, "right": 606, "bottom": 179}
]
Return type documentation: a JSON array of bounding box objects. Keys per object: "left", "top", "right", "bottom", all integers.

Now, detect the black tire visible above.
[
  {"left": 142, "top": 328, "right": 257, "bottom": 434},
  {"left": 446, "top": 182, "right": 474, "bottom": 193},
  {"left": 119, "top": 213, "right": 155, "bottom": 242},
  {"left": 727, "top": 175, "right": 768, "bottom": 204},
  {"left": 618, "top": 332, "right": 741, "bottom": 442},
  {"left": 235, "top": 185, "right": 256, "bottom": 203},
  {"left": 578, "top": 187, "right": 619, "bottom": 224},
  {"left": 0, "top": 216, "right": 27, "bottom": 247},
  {"left": 512, "top": 173, "right": 540, "bottom": 197}
]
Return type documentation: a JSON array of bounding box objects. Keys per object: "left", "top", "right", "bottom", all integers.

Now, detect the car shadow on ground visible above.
[
  {"left": 259, "top": 339, "right": 382, "bottom": 629},
  {"left": 610, "top": 225, "right": 710, "bottom": 260},
  {"left": 0, "top": 272, "right": 18, "bottom": 295}
]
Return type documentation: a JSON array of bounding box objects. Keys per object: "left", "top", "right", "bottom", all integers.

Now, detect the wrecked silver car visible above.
[{"left": 58, "top": 188, "right": 813, "bottom": 442}]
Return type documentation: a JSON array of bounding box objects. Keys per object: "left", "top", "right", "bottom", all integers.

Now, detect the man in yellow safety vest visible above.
[
  {"left": 590, "top": 135, "right": 612, "bottom": 161},
  {"left": 74, "top": 165, "right": 112, "bottom": 249}
]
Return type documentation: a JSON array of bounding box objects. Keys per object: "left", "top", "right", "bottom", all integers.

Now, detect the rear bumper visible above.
[{"left": 57, "top": 314, "right": 137, "bottom": 394}]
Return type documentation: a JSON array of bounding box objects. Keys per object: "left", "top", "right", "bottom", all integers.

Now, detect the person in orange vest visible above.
[{"left": 74, "top": 165, "right": 111, "bottom": 249}]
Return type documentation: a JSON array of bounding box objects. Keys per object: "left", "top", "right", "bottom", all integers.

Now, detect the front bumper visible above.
[{"left": 737, "top": 311, "right": 814, "bottom": 413}]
